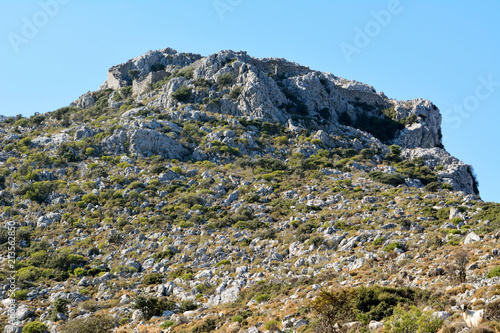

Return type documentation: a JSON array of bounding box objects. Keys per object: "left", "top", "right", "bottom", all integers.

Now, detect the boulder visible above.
[
  {"left": 464, "top": 232, "right": 481, "bottom": 244},
  {"left": 102, "top": 128, "right": 188, "bottom": 159}
]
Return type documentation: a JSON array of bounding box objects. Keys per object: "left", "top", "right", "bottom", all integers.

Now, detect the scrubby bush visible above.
[
  {"left": 171, "top": 86, "right": 192, "bottom": 103},
  {"left": 390, "top": 145, "right": 402, "bottom": 156},
  {"left": 17, "top": 181, "right": 54, "bottom": 203},
  {"left": 255, "top": 294, "right": 271, "bottom": 303},
  {"left": 134, "top": 295, "right": 175, "bottom": 320},
  {"left": 217, "top": 73, "right": 233, "bottom": 86},
  {"left": 128, "top": 69, "right": 140, "bottom": 80},
  {"left": 228, "top": 85, "right": 242, "bottom": 99},
  {"left": 310, "top": 288, "right": 359, "bottom": 331},
  {"left": 176, "top": 67, "right": 194, "bottom": 79},
  {"left": 311, "top": 285, "right": 436, "bottom": 331},
  {"left": 486, "top": 265, "right": 500, "bottom": 279},
  {"left": 58, "top": 314, "right": 117, "bottom": 333},
  {"left": 264, "top": 320, "right": 280, "bottom": 330},
  {"left": 144, "top": 272, "right": 163, "bottom": 285},
  {"left": 216, "top": 259, "right": 231, "bottom": 267},
  {"left": 384, "top": 305, "right": 443, "bottom": 333},
  {"left": 232, "top": 315, "right": 244, "bottom": 323},
  {"left": 424, "top": 181, "right": 441, "bottom": 192},
  {"left": 384, "top": 242, "right": 402, "bottom": 252},
  {"left": 12, "top": 289, "right": 28, "bottom": 300},
  {"left": 190, "top": 318, "right": 218, "bottom": 333},
  {"left": 368, "top": 171, "right": 405, "bottom": 186},
  {"left": 22, "top": 322, "right": 49, "bottom": 333},
  {"left": 486, "top": 299, "right": 500, "bottom": 322}
]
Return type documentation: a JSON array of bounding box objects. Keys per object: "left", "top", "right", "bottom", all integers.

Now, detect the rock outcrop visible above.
[
  {"left": 102, "top": 128, "right": 188, "bottom": 159},
  {"left": 97, "top": 48, "right": 443, "bottom": 149}
]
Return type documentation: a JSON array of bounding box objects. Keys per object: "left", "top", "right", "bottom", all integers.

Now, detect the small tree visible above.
[
  {"left": 453, "top": 250, "right": 469, "bottom": 284},
  {"left": 310, "top": 288, "right": 358, "bottom": 332},
  {"left": 390, "top": 145, "right": 402, "bottom": 156}
]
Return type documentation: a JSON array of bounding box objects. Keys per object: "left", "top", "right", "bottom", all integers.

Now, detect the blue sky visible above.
[{"left": 1, "top": 1, "right": 499, "bottom": 203}]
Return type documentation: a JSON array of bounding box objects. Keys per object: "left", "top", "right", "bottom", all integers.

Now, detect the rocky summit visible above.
[{"left": 0, "top": 48, "right": 499, "bottom": 333}]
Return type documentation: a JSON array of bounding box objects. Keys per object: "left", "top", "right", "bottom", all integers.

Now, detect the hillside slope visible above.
[{"left": 0, "top": 48, "right": 499, "bottom": 333}]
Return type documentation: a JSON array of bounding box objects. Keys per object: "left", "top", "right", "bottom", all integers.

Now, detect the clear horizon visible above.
[{"left": 1, "top": 0, "right": 499, "bottom": 202}]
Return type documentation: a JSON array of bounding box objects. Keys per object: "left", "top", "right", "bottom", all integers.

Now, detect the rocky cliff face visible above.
[
  {"left": 96, "top": 49, "right": 443, "bottom": 148},
  {"left": 72, "top": 48, "right": 471, "bottom": 194}
]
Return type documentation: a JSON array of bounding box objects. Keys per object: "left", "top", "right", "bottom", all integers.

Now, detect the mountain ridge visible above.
[{"left": 1, "top": 47, "right": 499, "bottom": 333}]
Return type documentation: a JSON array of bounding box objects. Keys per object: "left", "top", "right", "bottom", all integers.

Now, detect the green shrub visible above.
[
  {"left": 128, "top": 69, "right": 140, "bottom": 80},
  {"left": 17, "top": 181, "right": 54, "bottom": 203},
  {"left": 17, "top": 266, "right": 40, "bottom": 282},
  {"left": 54, "top": 297, "right": 70, "bottom": 314},
  {"left": 179, "top": 300, "right": 198, "bottom": 312},
  {"left": 384, "top": 305, "right": 443, "bottom": 333},
  {"left": 442, "top": 183, "right": 453, "bottom": 190},
  {"left": 144, "top": 272, "right": 163, "bottom": 285},
  {"left": 384, "top": 242, "right": 402, "bottom": 252},
  {"left": 310, "top": 288, "right": 359, "bottom": 331},
  {"left": 353, "top": 113, "right": 404, "bottom": 143},
  {"left": 151, "top": 63, "right": 165, "bottom": 72},
  {"left": 176, "top": 67, "right": 194, "bottom": 79},
  {"left": 217, "top": 73, "right": 233, "bottom": 86},
  {"left": 228, "top": 85, "right": 242, "bottom": 99},
  {"left": 134, "top": 295, "right": 175, "bottom": 320},
  {"left": 58, "top": 314, "right": 117, "bottom": 333},
  {"left": 14, "top": 118, "right": 29, "bottom": 127},
  {"left": 216, "top": 259, "right": 231, "bottom": 267},
  {"left": 368, "top": 171, "right": 405, "bottom": 186},
  {"left": 160, "top": 320, "right": 175, "bottom": 328},
  {"left": 372, "top": 237, "right": 385, "bottom": 246},
  {"left": 171, "top": 86, "right": 192, "bottom": 103},
  {"left": 311, "top": 139, "right": 323, "bottom": 145},
  {"left": 128, "top": 181, "right": 143, "bottom": 189},
  {"left": 4, "top": 143, "right": 14, "bottom": 151},
  {"left": 153, "top": 248, "right": 176, "bottom": 261},
  {"left": 264, "top": 320, "right": 280, "bottom": 330},
  {"left": 232, "top": 315, "right": 244, "bottom": 323},
  {"left": 19, "top": 137, "right": 32, "bottom": 146},
  {"left": 486, "top": 299, "right": 500, "bottom": 321},
  {"left": 180, "top": 193, "right": 204, "bottom": 207},
  {"left": 255, "top": 294, "right": 271, "bottom": 303},
  {"left": 81, "top": 193, "right": 98, "bottom": 204},
  {"left": 424, "top": 181, "right": 441, "bottom": 192},
  {"left": 390, "top": 145, "right": 402, "bottom": 156},
  {"left": 12, "top": 289, "right": 28, "bottom": 300},
  {"left": 22, "top": 322, "right": 49, "bottom": 333},
  {"left": 486, "top": 265, "right": 500, "bottom": 279}
]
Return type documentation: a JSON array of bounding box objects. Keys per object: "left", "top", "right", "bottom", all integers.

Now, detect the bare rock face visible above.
[
  {"left": 102, "top": 128, "right": 188, "bottom": 159},
  {"left": 71, "top": 91, "right": 97, "bottom": 109},
  {"left": 101, "top": 48, "right": 202, "bottom": 90},
  {"left": 98, "top": 48, "right": 443, "bottom": 150},
  {"left": 392, "top": 99, "right": 442, "bottom": 148},
  {"left": 402, "top": 148, "right": 477, "bottom": 194}
]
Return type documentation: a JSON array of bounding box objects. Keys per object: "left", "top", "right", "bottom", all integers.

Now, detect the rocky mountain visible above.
[{"left": 0, "top": 48, "right": 499, "bottom": 333}]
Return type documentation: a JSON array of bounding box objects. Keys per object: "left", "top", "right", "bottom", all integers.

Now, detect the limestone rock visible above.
[
  {"left": 402, "top": 147, "right": 477, "bottom": 194},
  {"left": 464, "top": 232, "right": 481, "bottom": 244},
  {"left": 102, "top": 128, "right": 188, "bottom": 159},
  {"left": 71, "top": 91, "right": 97, "bottom": 109}
]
